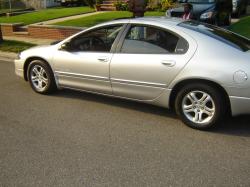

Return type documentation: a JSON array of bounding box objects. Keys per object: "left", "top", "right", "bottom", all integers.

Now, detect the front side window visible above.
[
  {"left": 69, "top": 25, "right": 123, "bottom": 52},
  {"left": 121, "top": 25, "right": 187, "bottom": 54}
]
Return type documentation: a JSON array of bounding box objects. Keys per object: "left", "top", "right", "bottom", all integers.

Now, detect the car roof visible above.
[{"left": 95, "top": 16, "right": 184, "bottom": 28}]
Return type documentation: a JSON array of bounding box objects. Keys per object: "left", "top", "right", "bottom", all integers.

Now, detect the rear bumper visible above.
[
  {"left": 14, "top": 59, "right": 25, "bottom": 79},
  {"left": 230, "top": 96, "right": 250, "bottom": 116}
]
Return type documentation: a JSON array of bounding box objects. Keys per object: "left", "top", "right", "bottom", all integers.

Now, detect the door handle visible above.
[
  {"left": 161, "top": 60, "right": 176, "bottom": 67},
  {"left": 98, "top": 57, "right": 109, "bottom": 62}
]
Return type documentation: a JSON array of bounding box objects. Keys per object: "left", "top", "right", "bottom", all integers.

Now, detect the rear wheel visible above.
[
  {"left": 175, "top": 83, "right": 225, "bottom": 130},
  {"left": 27, "top": 60, "right": 57, "bottom": 94}
]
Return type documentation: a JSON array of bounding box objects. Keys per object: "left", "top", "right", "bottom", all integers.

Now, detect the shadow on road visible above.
[
  {"left": 52, "top": 89, "right": 250, "bottom": 137},
  {"left": 53, "top": 89, "right": 177, "bottom": 118}
]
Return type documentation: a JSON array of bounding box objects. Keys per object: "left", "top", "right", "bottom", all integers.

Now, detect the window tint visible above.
[
  {"left": 178, "top": 21, "right": 250, "bottom": 52},
  {"left": 70, "top": 25, "right": 123, "bottom": 52},
  {"left": 121, "top": 25, "right": 186, "bottom": 54}
]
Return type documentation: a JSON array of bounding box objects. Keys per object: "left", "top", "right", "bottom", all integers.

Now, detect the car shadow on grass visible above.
[{"left": 52, "top": 89, "right": 250, "bottom": 137}]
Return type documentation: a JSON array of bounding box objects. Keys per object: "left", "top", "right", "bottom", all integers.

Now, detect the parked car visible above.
[
  {"left": 167, "top": 0, "right": 232, "bottom": 26},
  {"left": 56, "top": 0, "right": 83, "bottom": 6},
  {"left": 14, "top": 17, "right": 250, "bottom": 130},
  {"left": 232, "top": 0, "right": 248, "bottom": 17}
]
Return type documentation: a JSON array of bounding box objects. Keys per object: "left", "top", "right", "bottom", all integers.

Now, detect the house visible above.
[{"left": 21, "top": 0, "right": 59, "bottom": 9}]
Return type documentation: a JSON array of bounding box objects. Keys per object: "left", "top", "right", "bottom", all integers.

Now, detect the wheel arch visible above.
[
  {"left": 23, "top": 57, "right": 52, "bottom": 81},
  {"left": 169, "top": 78, "right": 232, "bottom": 115}
]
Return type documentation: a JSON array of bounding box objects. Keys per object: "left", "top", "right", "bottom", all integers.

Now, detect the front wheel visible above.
[
  {"left": 27, "top": 60, "right": 57, "bottom": 94},
  {"left": 175, "top": 84, "right": 225, "bottom": 130}
]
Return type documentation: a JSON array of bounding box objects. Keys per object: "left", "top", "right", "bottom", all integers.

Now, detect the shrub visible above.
[
  {"left": 83, "top": 0, "right": 96, "bottom": 8},
  {"left": 114, "top": 0, "right": 129, "bottom": 11},
  {"left": 160, "top": 0, "right": 174, "bottom": 11},
  {"left": 147, "top": 0, "right": 175, "bottom": 11},
  {"left": 147, "top": 0, "right": 161, "bottom": 11},
  {"left": 96, "top": 0, "right": 103, "bottom": 4}
]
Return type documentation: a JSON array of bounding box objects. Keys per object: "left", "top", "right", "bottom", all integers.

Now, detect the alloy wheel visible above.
[
  {"left": 30, "top": 65, "right": 48, "bottom": 92},
  {"left": 182, "top": 91, "right": 215, "bottom": 124}
]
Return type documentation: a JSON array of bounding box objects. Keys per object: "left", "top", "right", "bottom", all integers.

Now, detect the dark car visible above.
[
  {"left": 168, "top": 0, "right": 232, "bottom": 26},
  {"left": 232, "top": 0, "right": 248, "bottom": 17},
  {"left": 56, "top": 0, "right": 84, "bottom": 6}
]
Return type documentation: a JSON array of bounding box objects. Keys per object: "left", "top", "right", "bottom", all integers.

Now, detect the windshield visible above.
[
  {"left": 178, "top": 21, "right": 250, "bottom": 52},
  {"left": 179, "top": 0, "right": 215, "bottom": 3}
]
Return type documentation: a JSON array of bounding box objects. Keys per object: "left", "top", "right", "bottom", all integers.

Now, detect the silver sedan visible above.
[{"left": 14, "top": 17, "right": 250, "bottom": 130}]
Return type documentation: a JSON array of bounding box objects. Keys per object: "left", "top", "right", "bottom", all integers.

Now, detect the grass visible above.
[
  {"left": 0, "top": 40, "right": 36, "bottom": 53},
  {"left": 0, "top": 7, "right": 94, "bottom": 25},
  {"left": 229, "top": 16, "right": 250, "bottom": 39},
  {"left": 54, "top": 11, "right": 165, "bottom": 27}
]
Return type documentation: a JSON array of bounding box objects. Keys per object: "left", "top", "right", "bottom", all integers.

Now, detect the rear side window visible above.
[
  {"left": 178, "top": 21, "right": 250, "bottom": 52},
  {"left": 120, "top": 25, "right": 188, "bottom": 54}
]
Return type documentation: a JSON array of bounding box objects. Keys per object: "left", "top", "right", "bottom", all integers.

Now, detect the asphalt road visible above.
[{"left": 0, "top": 60, "right": 250, "bottom": 187}]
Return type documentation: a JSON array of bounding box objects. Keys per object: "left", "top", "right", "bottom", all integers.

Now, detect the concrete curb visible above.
[{"left": 0, "top": 51, "right": 17, "bottom": 62}]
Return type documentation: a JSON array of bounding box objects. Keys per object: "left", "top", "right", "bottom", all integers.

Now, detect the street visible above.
[{"left": 0, "top": 60, "right": 250, "bottom": 187}]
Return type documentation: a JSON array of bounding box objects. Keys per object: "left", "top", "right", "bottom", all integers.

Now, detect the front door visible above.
[{"left": 53, "top": 24, "right": 124, "bottom": 94}]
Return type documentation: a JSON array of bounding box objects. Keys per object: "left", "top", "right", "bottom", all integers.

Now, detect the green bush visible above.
[
  {"left": 114, "top": 0, "right": 129, "bottom": 11},
  {"left": 96, "top": 0, "right": 103, "bottom": 4},
  {"left": 160, "top": 0, "right": 174, "bottom": 11},
  {"left": 83, "top": 0, "right": 95, "bottom": 7},
  {"left": 147, "top": 0, "right": 175, "bottom": 11}
]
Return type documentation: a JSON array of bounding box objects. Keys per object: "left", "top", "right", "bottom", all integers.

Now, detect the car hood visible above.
[
  {"left": 20, "top": 45, "right": 55, "bottom": 60},
  {"left": 170, "top": 3, "right": 215, "bottom": 17}
]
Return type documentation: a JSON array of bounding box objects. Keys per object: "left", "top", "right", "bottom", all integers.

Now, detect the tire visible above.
[
  {"left": 27, "top": 60, "right": 57, "bottom": 94},
  {"left": 175, "top": 83, "right": 226, "bottom": 130}
]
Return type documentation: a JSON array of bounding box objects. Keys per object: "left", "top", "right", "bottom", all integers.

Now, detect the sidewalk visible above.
[
  {"left": 34, "top": 11, "right": 106, "bottom": 25},
  {"left": 3, "top": 36, "right": 56, "bottom": 45},
  {"left": 0, "top": 51, "right": 17, "bottom": 62}
]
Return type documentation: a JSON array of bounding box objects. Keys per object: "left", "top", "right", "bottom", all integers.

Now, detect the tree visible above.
[{"left": 0, "top": 26, "right": 3, "bottom": 43}]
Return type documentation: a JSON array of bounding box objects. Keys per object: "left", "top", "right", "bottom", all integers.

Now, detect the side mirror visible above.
[{"left": 59, "top": 42, "right": 72, "bottom": 51}]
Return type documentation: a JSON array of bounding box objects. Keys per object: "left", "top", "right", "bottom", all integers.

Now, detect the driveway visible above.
[{"left": 0, "top": 60, "right": 250, "bottom": 187}]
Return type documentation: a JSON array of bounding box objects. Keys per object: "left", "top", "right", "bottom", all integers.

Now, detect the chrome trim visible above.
[
  {"left": 55, "top": 71, "right": 109, "bottom": 82},
  {"left": 111, "top": 78, "right": 166, "bottom": 88},
  {"left": 60, "top": 85, "right": 157, "bottom": 102}
]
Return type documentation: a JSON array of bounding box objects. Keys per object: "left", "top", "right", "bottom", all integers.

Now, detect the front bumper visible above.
[
  {"left": 230, "top": 96, "right": 250, "bottom": 116},
  {"left": 14, "top": 59, "right": 25, "bottom": 79}
]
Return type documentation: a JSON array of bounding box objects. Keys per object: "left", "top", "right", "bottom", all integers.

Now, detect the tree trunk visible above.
[{"left": 0, "top": 26, "right": 3, "bottom": 43}]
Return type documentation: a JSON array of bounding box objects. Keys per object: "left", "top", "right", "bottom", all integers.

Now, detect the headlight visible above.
[{"left": 200, "top": 12, "right": 213, "bottom": 19}]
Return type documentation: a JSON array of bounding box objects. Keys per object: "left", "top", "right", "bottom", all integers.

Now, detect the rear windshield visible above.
[{"left": 178, "top": 21, "right": 250, "bottom": 52}]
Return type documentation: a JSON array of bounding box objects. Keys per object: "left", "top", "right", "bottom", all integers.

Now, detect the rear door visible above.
[{"left": 110, "top": 24, "right": 197, "bottom": 101}]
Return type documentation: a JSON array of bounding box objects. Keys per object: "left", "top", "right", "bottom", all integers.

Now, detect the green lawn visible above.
[
  {"left": 229, "top": 16, "right": 250, "bottom": 39},
  {"left": 0, "top": 7, "right": 94, "bottom": 25},
  {"left": 54, "top": 11, "right": 165, "bottom": 27},
  {"left": 0, "top": 40, "right": 36, "bottom": 53}
]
